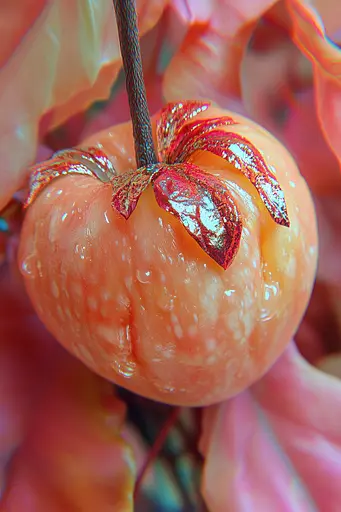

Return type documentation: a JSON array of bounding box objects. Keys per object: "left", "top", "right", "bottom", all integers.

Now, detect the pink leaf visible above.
[
  {"left": 200, "top": 342, "right": 341, "bottom": 511},
  {"left": 152, "top": 163, "right": 242, "bottom": 269},
  {"left": 182, "top": 129, "right": 290, "bottom": 227},
  {"left": 288, "top": 0, "right": 341, "bottom": 166},
  {"left": 163, "top": 0, "right": 279, "bottom": 106},
  {"left": 0, "top": 0, "right": 168, "bottom": 210},
  {"left": 156, "top": 101, "right": 210, "bottom": 163},
  {"left": 111, "top": 166, "right": 156, "bottom": 220},
  {"left": 0, "top": 268, "right": 135, "bottom": 511}
]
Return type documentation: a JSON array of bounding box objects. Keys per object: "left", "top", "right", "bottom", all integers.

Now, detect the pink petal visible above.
[
  {"left": 0, "top": 0, "right": 167, "bottom": 211},
  {"left": 0, "top": 269, "right": 135, "bottom": 511},
  {"left": 163, "top": 0, "right": 278, "bottom": 106},
  {"left": 200, "top": 342, "right": 341, "bottom": 511},
  {"left": 288, "top": 0, "right": 341, "bottom": 165}
]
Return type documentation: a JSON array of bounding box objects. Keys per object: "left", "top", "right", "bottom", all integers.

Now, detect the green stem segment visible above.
[{"left": 113, "top": 0, "right": 158, "bottom": 168}]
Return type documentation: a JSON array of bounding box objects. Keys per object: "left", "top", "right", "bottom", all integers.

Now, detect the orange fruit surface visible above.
[{"left": 18, "top": 107, "right": 318, "bottom": 406}]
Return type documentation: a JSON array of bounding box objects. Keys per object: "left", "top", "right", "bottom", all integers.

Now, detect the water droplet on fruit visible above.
[
  {"left": 111, "top": 358, "right": 136, "bottom": 379},
  {"left": 20, "top": 254, "right": 37, "bottom": 278},
  {"left": 136, "top": 269, "right": 152, "bottom": 284},
  {"left": 75, "top": 244, "right": 87, "bottom": 260},
  {"left": 153, "top": 379, "right": 176, "bottom": 394},
  {"left": 260, "top": 282, "right": 280, "bottom": 321}
]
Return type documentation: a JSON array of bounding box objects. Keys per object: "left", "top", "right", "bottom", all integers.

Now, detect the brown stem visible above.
[{"left": 113, "top": 0, "right": 158, "bottom": 168}]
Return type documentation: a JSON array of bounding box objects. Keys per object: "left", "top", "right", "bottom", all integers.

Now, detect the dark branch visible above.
[{"left": 113, "top": 0, "right": 158, "bottom": 168}]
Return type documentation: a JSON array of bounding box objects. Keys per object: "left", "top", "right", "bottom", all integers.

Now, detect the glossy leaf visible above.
[
  {"left": 111, "top": 166, "right": 157, "bottom": 220},
  {"left": 200, "top": 342, "right": 341, "bottom": 511},
  {"left": 152, "top": 163, "right": 242, "bottom": 269},
  {"left": 168, "top": 115, "right": 238, "bottom": 164},
  {"left": 181, "top": 129, "right": 290, "bottom": 227},
  {"left": 156, "top": 101, "right": 209, "bottom": 163},
  {"left": 25, "top": 148, "right": 115, "bottom": 208}
]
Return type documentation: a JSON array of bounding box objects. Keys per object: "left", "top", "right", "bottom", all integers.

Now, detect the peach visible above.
[{"left": 18, "top": 104, "right": 318, "bottom": 406}]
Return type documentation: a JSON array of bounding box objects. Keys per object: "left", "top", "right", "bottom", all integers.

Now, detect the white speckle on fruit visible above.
[
  {"left": 188, "top": 324, "right": 197, "bottom": 336},
  {"left": 101, "top": 290, "right": 112, "bottom": 301},
  {"left": 97, "top": 325, "right": 117, "bottom": 343},
  {"left": 207, "top": 354, "right": 217, "bottom": 365},
  {"left": 206, "top": 338, "right": 217, "bottom": 352},
  {"left": 200, "top": 275, "right": 222, "bottom": 323},
  {"left": 174, "top": 324, "right": 183, "bottom": 339},
  {"left": 48, "top": 209, "right": 61, "bottom": 243},
  {"left": 57, "top": 305, "right": 65, "bottom": 320},
  {"left": 163, "top": 347, "right": 175, "bottom": 359},
  {"left": 87, "top": 296, "right": 98, "bottom": 311},
  {"left": 78, "top": 344, "right": 94, "bottom": 364},
  {"left": 51, "top": 281, "right": 60, "bottom": 298},
  {"left": 124, "top": 276, "right": 133, "bottom": 291},
  {"left": 72, "top": 282, "right": 82, "bottom": 296},
  {"left": 286, "top": 256, "right": 296, "bottom": 278}
]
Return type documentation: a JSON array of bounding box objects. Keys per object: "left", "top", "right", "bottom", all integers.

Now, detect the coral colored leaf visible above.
[
  {"left": 200, "top": 343, "right": 341, "bottom": 511},
  {"left": 183, "top": 129, "right": 290, "bottom": 227},
  {"left": 163, "top": 0, "right": 278, "bottom": 105},
  {"left": 25, "top": 148, "right": 116, "bottom": 208},
  {"left": 111, "top": 167, "right": 156, "bottom": 220},
  {"left": 287, "top": 0, "right": 341, "bottom": 165},
  {"left": 168, "top": 115, "right": 238, "bottom": 164},
  {"left": 156, "top": 101, "right": 210, "bottom": 163},
  {"left": 0, "top": 0, "right": 168, "bottom": 211},
  {"left": 152, "top": 163, "right": 242, "bottom": 269}
]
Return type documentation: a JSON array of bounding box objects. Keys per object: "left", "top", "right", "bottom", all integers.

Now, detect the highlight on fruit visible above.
[{"left": 25, "top": 100, "right": 290, "bottom": 270}]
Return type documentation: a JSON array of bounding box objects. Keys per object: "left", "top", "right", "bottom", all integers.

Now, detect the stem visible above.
[
  {"left": 134, "top": 406, "right": 181, "bottom": 500},
  {"left": 113, "top": 0, "right": 158, "bottom": 168}
]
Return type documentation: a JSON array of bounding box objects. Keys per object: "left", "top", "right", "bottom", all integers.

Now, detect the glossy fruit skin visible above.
[{"left": 18, "top": 107, "right": 318, "bottom": 406}]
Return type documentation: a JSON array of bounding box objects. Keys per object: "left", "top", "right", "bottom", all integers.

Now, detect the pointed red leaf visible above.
[
  {"left": 111, "top": 166, "right": 156, "bottom": 220},
  {"left": 182, "top": 129, "right": 290, "bottom": 227},
  {"left": 152, "top": 163, "right": 242, "bottom": 269},
  {"left": 156, "top": 101, "right": 210, "bottom": 163},
  {"left": 53, "top": 147, "right": 117, "bottom": 182},
  {"left": 25, "top": 148, "right": 117, "bottom": 208},
  {"left": 26, "top": 159, "right": 97, "bottom": 208},
  {"left": 169, "top": 116, "right": 238, "bottom": 164}
]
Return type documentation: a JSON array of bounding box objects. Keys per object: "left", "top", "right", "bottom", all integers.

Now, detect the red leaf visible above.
[
  {"left": 169, "top": 116, "right": 238, "bottom": 164},
  {"left": 25, "top": 148, "right": 116, "bottom": 208},
  {"left": 156, "top": 101, "right": 209, "bottom": 163},
  {"left": 111, "top": 166, "right": 156, "bottom": 220},
  {"left": 152, "top": 163, "right": 242, "bottom": 269},
  {"left": 182, "top": 129, "right": 290, "bottom": 227},
  {"left": 54, "top": 147, "right": 117, "bottom": 182}
]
